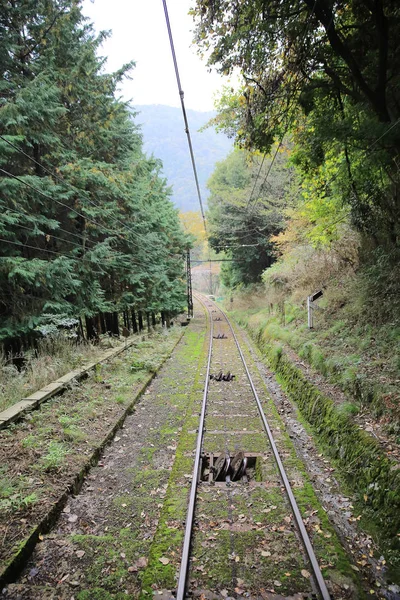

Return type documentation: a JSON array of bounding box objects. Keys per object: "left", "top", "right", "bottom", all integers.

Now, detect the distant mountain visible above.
[{"left": 133, "top": 105, "right": 233, "bottom": 212}]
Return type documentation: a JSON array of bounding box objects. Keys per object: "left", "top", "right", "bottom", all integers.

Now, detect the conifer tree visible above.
[{"left": 0, "top": 0, "right": 188, "bottom": 348}]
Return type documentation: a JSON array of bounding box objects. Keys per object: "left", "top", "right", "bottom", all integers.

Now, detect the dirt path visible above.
[{"left": 1, "top": 308, "right": 208, "bottom": 599}]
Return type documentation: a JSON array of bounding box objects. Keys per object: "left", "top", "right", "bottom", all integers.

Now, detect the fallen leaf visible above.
[
  {"left": 301, "top": 569, "right": 311, "bottom": 579},
  {"left": 159, "top": 557, "right": 169, "bottom": 565},
  {"left": 76, "top": 550, "right": 85, "bottom": 559},
  {"left": 68, "top": 514, "right": 78, "bottom": 523},
  {"left": 274, "top": 580, "right": 282, "bottom": 587},
  {"left": 137, "top": 557, "right": 148, "bottom": 568},
  {"left": 128, "top": 566, "right": 137, "bottom": 573},
  {"left": 284, "top": 516, "right": 291, "bottom": 523},
  {"left": 261, "top": 551, "right": 271, "bottom": 557}
]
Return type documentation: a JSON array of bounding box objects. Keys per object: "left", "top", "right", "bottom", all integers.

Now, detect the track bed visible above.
[{"left": 1, "top": 297, "right": 366, "bottom": 599}]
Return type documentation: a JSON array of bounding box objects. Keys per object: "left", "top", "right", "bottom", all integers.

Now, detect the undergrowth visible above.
[
  {"left": 230, "top": 244, "right": 400, "bottom": 428},
  {"left": 0, "top": 335, "right": 116, "bottom": 413}
]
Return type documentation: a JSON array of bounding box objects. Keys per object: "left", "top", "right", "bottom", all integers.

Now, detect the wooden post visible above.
[{"left": 307, "top": 296, "right": 313, "bottom": 329}]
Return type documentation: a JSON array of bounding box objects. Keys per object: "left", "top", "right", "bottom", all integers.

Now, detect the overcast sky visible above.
[{"left": 81, "top": 0, "right": 227, "bottom": 112}]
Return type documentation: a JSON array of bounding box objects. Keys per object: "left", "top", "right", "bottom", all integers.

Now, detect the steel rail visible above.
[
  {"left": 220, "top": 304, "right": 331, "bottom": 600},
  {"left": 180, "top": 294, "right": 330, "bottom": 599},
  {"left": 176, "top": 298, "right": 214, "bottom": 599}
]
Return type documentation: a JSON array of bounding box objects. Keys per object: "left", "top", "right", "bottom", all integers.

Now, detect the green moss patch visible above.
[{"left": 243, "top": 319, "right": 400, "bottom": 572}]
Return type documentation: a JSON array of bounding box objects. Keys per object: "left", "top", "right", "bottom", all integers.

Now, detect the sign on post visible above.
[{"left": 307, "top": 290, "right": 323, "bottom": 329}]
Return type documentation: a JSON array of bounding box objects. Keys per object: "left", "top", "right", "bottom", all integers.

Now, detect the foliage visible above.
[
  {"left": 206, "top": 146, "right": 293, "bottom": 285},
  {"left": 0, "top": 1, "right": 189, "bottom": 346},
  {"left": 191, "top": 0, "right": 400, "bottom": 245}
]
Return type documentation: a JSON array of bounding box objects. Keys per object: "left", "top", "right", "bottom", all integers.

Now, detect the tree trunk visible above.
[
  {"left": 99, "top": 313, "right": 107, "bottom": 335},
  {"left": 138, "top": 310, "right": 144, "bottom": 332},
  {"left": 131, "top": 310, "right": 138, "bottom": 334},
  {"left": 105, "top": 312, "right": 114, "bottom": 336},
  {"left": 146, "top": 312, "right": 151, "bottom": 333},
  {"left": 85, "top": 315, "right": 97, "bottom": 340},
  {"left": 113, "top": 312, "right": 120, "bottom": 336},
  {"left": 151, "top": 311, "right": 156, "bottom": 328}
]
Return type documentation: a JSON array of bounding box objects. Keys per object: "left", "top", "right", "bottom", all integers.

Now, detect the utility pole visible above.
[{"left": 186, "top": 248, "right": 193, "bottom": 318}]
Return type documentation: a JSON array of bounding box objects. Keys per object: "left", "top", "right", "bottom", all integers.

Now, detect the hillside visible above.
[{"left": 133, "top": 105, "right": 232, "bottom": 211}]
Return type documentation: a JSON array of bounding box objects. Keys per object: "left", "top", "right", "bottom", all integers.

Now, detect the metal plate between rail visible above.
[{"left": 177, "top": 294, "right": 330, "bottom": 600}]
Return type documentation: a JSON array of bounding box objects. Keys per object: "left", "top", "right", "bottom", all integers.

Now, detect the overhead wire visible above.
[
  {"left": 245, "top": 0, "right": 319, "bottom": 216},
  {"left": 1, "top": 205, "right": 97, "bottom": 249},
  {"left": 0, "top": 134, "right": 159, "bottom": 249},
  {"left": 0, "top": 167, "right": 125, "bottom": 240},
  {"left": 162, "top": 0, "right": 207, "bottom": 235},
  {"left": 0, "top": 134, "right": 189, "bottom": 265},
  {"left": 0, "top": 220, "right": 90, "bottom": 253},
  {"left": 0, "top": 167, "right": 185, "bottom": 267},
  {"left": 0, "top": 175, "right": 184, "bottom": 268}
]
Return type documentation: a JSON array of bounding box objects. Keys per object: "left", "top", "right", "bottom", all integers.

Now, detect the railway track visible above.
[
  {"left": 177, "top": 293, "right": 331, "bottom": 599},
  {"left": 1, "top": 296, "right": 363, "bottom": 599}
]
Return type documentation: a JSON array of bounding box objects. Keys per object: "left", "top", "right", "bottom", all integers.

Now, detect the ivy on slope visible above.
[{"left": 0, "top": 1, "right": 189, "bottom": 345}]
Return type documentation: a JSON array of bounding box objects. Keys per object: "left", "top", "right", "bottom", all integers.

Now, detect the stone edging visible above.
[
  {"left": 0, "top": 326, "right": 187, "bottom": 588},
  {"left": 0, "top": 340, "right": 139, "bottom": 429},
  {"left": 241, "top": 320, "right": 400, "bottom": 556}
]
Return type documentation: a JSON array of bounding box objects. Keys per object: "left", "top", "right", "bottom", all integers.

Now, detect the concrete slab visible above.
[
  {"left": 0, "top": 400, "right": 35, "bottom": 425},
  {"left": 1, "top": 338, "right": 137, "bottom": 429}
]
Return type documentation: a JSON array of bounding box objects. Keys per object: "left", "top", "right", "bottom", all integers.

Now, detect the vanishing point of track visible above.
[{"left": 176, "top": 293, "right": 331, "bottom": 599}]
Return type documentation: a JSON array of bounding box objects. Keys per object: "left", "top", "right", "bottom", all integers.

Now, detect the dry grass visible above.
[
  {"left": 262, "top": 228, "right": 361, "bottom": 306},
  {"left": 0, "top": 336, "right": 102, "bottom": 413}
]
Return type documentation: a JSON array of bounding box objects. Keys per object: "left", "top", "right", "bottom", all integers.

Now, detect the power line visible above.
[
  {"left": 245, "top": 0, "right": 319, "bottom": 215},
  {"left": 0, "top": 168, "right": 183, "bottom": 268},
  {"left": 0, "top": 167, "right": 123, "bottom": 239},
  {"left": 1, "top": 205, "right": 97, "bottom": 249},
  {"left": 245, "top": 153, "right": 267, "bottom": 210},
  {"left": 0, "top": 220, "right": 87, "bottom": 253},
  {"left": 248, "top": 140, "right": 283, "bottom": 215},
  {"left": 0, "top": 135, "right": 190, "bottom": 261},
  {"left": 0, "top": 134, "right": 157, "bottom": 248},
  {"left": 162, "top": 0, "right": 207, "bottom": 235},
  {"left": 0, "top": 235, "right": 176, "bottom": 276},
  {"left": 0, "top": 237, "right": 125, "bottom": 279},
  {"left": 0, "top": 179, "right": 182, "bottom": 271}
]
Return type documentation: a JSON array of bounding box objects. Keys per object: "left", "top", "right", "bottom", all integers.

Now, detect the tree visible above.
[
  {"left": 206, "top": 147, "right": 292, "bottom": 286},
  {"left": 191, "top": 0, "right": 400, "bottom": 245},
  {"left": 0, "top": 0, "right": 188, "bottom": 348}
]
